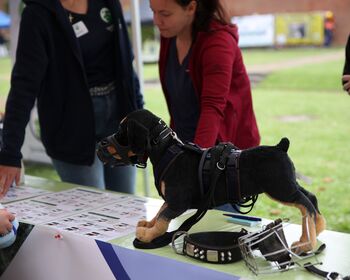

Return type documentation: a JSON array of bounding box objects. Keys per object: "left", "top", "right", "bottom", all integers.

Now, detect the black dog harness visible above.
[
  {"left": 134, "top": 142, "right": 247, "bottom": 249},
  {"left": 153, "top": 142, "right": 257, "bottom": 213},
  {"left": 153, "top": 142, "right": 242, "bottom": 201}
]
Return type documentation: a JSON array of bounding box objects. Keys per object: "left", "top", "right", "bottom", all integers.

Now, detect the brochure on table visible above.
[{"left": 1, "top": 185, "right": 163, "bottom": 241}]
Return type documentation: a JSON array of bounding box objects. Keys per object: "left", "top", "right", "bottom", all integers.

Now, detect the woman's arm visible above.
[
  {"left": 194, "top": 31, "right": 237, "bottom": 147},
  {"left": 0, "top": 6, "right": 48, "bottom": 196}
]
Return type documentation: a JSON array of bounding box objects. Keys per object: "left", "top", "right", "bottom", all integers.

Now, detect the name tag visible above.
[{"left": 72, "top": 21, "right": 89, "bottom": 38}]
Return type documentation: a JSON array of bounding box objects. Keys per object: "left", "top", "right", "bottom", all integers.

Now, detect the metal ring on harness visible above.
[{"left": 216, "top": 162, "right": 226, "bottom": 170}]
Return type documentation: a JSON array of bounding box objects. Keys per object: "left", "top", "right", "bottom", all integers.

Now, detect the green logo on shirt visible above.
[{"left": 100, "top": 7, "right": 112, "bottom": 23}]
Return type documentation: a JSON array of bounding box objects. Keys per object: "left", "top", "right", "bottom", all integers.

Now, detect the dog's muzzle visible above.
[{"left": 96, "top": 134, "right": 147, "bottom": 168}]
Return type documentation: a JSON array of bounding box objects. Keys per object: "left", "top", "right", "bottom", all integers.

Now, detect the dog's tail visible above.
[{"left": 276, "top": 137, "right": 289, "bottom": 152}]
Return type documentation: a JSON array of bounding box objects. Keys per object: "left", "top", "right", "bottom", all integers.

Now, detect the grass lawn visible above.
[{"left": 1, "top": 47, "right": 349, "bottom": 233}]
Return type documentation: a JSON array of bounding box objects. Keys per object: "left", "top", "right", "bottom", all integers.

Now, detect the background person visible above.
[
  {"left": 0, "top": 29, "right": 8, "bottom": 57},
  {"left": 342, "top": 34, "right": 350, "bottom": 95},
  {"left": 324, "top": 11, "right": 335, "bottom": 47},
  {"left": 151, "top": 0, "right": 260, "bottom": 149},
  {"left": 0, "top": 0, "right": 143, "bottom": 198}
]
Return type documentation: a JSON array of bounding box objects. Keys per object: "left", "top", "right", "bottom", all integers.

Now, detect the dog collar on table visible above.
[{"left": 172, "top": 230, "right": 248, "bottom": 264}]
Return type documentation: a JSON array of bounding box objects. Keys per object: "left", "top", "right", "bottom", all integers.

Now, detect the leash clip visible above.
[{"left": 328, "top": 273, "right": 343, "bottom": 280}]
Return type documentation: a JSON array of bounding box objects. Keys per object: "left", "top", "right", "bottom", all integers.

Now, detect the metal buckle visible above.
[
  {"left": 327, "top": 272, "right": 343, "bottom": 280},
  {"left": 171, "top": 231, "right": 188, "bottom": 255}
]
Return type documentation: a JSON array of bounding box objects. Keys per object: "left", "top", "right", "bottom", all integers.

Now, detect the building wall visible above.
[
  {"left": 0, "top": 0, "right": 6, "bottom": 11},
  {"left": 1, "top": 0, "right": 348, "bottom": 45},
  {"left": 223, "top": 0, "right": 350, "bottom": 45}
]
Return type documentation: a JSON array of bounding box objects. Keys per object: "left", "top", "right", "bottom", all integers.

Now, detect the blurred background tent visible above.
[{"left": 0, "top": 10, "right": 10, "bottom": 28}]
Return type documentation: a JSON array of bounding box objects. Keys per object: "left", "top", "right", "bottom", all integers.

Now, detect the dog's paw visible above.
[
  {"left": 136, "top": 226, "right": 154, "bottom": 243},
  {"left": 291, "top": 240, "right": 313, "bottom": 255},
  {"left": 137, "top": 219, "right": 155, "bottom": 228}
]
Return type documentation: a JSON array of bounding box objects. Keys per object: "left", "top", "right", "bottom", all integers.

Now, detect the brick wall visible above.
[
  {"left": 223, "top": 0, "right": 350, "bottom": 45},
  {"left": 1, "top": 0, "right": 348, "bottom": 45},
  {"left": 0, "top": 0, "right": 6, "bottom": 11}
]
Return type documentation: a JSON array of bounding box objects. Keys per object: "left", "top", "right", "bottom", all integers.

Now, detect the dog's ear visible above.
[
  {"left": 127, "top": 119, "right": 150, "bottom": 154},
  {"left": 277, "top": 137, "right": 289, "bottom": 152}
]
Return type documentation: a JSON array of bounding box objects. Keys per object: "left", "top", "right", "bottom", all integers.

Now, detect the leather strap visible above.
[
  {"left": 304, "top": 263, "right": 344, "bottom": 280},
  {"left": 153, "top": 143, "right": 184, "bottom": 197},
  {"left": 181, "top": 230, "right": 248, "bottom": 264},
  {"left": 303, "top": 244, "right": 349, "bottom": 280}
]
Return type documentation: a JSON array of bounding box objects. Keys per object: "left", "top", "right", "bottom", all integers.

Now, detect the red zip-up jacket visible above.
[{"left": 159, "top": 20, "right": 260, "bottom": 149}]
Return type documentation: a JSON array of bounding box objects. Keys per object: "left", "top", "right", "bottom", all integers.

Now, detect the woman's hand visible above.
[
  {"left": 0, "top": 209, "right": 15, "bottom": 235},
  {"left": 0, "top": 165, "right": 21, "bottom": 198}
]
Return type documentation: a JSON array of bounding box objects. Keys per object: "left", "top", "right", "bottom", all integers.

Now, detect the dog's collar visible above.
[{"left": 172, "top": 230, "right": 248, "bottom": 264}]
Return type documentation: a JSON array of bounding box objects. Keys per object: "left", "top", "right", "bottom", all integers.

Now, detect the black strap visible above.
[
  {"left": 182, "top": 230, "right": 248, "bottom": 264},
  {"left": 198, "top": 149, "right": 210, "bottom": 198},
  {"left": 303, "top": 243, "right": 350, "bottom": 280},
  {"left": 304, "top": 264, "right": 342, "bottom": 280},
  {"left": 153, "top": 144, "right": 184, "bottom": 196},
  {"left": 226, "top": 150, "right": 241, "bottom": 201}
]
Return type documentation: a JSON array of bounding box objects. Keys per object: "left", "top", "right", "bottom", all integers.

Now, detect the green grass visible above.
[
  {"left": 259, "top": 60, "right": 344, "bottom": 91},
  {"left": 249, "top": 89, "right": 350, "bottom": 233},
  {"left": 241, "top": 47, "right": 343, "bottom": 66},
  {"left": 2, "top": 47, "right": 350, "bottom": 233},
  {"left": 0, "top": 57, "right": 11, "bottom": 99}
]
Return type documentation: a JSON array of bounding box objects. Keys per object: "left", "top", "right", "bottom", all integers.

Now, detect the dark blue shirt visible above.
[
  {"left": 165, "top": 38, "right": 199, "bottom": 142},
  {"left": 67, "top": 0, "right": 117, "bottom": 87}
]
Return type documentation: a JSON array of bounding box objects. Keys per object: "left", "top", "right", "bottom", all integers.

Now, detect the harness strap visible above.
[
  {"left": 302, "top": 244, "right": 349, "bottom": 280},
  {"left": 226, "top": 150, "right": 242, "bottom": 202},
  {"left": 153, "top": 144, "right": 184, "bottom": 197},
  {"left": 198, "top": 149, "right": 210, "bottom": 198},
  {"left": 304, "top": 264, "right": 348, "bottom": 280}
]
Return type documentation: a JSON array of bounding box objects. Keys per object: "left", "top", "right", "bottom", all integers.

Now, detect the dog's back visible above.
[{"left": 238, "top": 138, "right": 296, "bottom": 197}]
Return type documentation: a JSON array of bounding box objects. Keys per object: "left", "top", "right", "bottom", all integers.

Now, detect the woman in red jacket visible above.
[{"left": 151, "top": 0, "right": 260, "bottom": 149}]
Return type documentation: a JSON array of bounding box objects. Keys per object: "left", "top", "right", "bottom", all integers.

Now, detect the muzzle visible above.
[
  {"left": 238, "top": 218, "right": 323, "bottom": 275},
  {"left": 96, "top": 133, "right": 147, "bottom": 168}
]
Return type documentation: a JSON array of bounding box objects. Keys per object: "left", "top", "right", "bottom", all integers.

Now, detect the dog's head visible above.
[{"left": 97, "top": 109, "right": 171, "bottom": 167}]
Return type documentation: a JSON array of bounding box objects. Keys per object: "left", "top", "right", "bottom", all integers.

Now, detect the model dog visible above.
[{"left": 97, "top": 109, "right": 326, "bottom": 253}]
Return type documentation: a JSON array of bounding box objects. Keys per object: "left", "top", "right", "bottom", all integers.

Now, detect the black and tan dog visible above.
[{"left": 97, "top": 109, "right": 326, "bottom": 253}]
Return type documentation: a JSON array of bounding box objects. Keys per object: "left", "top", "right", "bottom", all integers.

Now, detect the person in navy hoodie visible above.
[{"left": 0, "top": 0, "right": 144, "bottom": 197}]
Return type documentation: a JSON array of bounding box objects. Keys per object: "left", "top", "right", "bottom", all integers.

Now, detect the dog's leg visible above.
[
  {"left": 136, "top": 217, "right": 170, "bottom": 243},
  {"left": 266, "top": 189, "right": 319, "bottom": 253},
  {"left": 137, "top": 202, "right": 168, "bottom": 228},
  {"left": 136, "top": 202, "right": 170, "bottom": 242},
  {"left": 289, "top": 203, "right": 317, "bottom": 254},
  {"left": 297, "top": 185, "right": 326, "bottom": 235}
]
